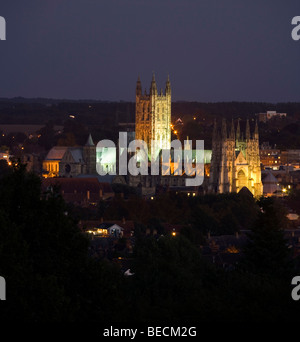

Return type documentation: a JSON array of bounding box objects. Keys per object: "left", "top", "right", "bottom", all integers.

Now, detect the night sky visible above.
[{"left": 0, "top": 0, "right": 299, "bottom": 102}]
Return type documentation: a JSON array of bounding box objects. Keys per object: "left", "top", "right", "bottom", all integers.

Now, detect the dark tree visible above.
[
  {"left": 0, "top": 164, "right": 124, "bottom": 321},
  {"left": 240, "top": 197, "right": 293, "bottom": 279}
]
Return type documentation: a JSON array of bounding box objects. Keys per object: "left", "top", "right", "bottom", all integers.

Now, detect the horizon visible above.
[{"left": 1, "top": 96, "right": 300, "bottom": 105}]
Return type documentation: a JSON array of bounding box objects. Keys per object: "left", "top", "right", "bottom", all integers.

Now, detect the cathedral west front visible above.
[{"left": 208, "top": 118, "right": 263, "bottom": 197}]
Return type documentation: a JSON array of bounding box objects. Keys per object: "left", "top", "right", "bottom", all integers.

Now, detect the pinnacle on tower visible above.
[
  {"left": 236, "top": 119, "right": 240, "bottom": 140},
  {"left": 246, "top": 119, "right": 250, "bottom": 140},
  {"left": 221, "top": 118, "right": 227, "bottom": 141},
  {"left": 230, "top": 118, "right": 235, "bottom": 140},
  {"left": 136, "top": 75, "right": 142, "bottom": 96},
  {"left": 254, "top": 119, "right": 259, "bottom": 140},
  {"left": 85, "top": 133, "right": 95, "bottom": 146},
  {"left": 212, "top": 118, "right": 217, "bottom": 140},
  {"left": 150, "top": 72, "right": 157, "bottom": 95},
  {"left": 165, "top": 74, "right": 171, "bottom": 95}
]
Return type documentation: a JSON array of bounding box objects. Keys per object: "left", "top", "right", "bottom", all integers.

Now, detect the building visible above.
[
  {"left": 135, "top": 74, "right": 171, "bottom": 159},
  {"left": 209, "top": 119, "right": 263, "bottom": 197},
  {"left": 261, "top": 170, "right": 280, "bottom": 196},
  {"left": 260, "top": 145, "right": 281, "bottom": 168},
  {"left": 86, "top": 223, "right": 124, "bottom": 237},
  {"left": 109, "top": 76, "right": 211, "bottom": 196},
  {"left": 43, "top": 134, "right": 96, "bottom": 178},
  {"left": 0, "top": 150, "right": 10, "bottom": 163},
  {"left": 42, "top": 177, "right": 114, "bottom": 206},
  {"left": 259, "top": 143, "right": 300, "bottom": 171},
  {"left": 257, "top": 111, "right": 287, "bottom": 123}
]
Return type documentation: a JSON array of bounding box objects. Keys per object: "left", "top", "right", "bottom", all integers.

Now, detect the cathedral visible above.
[
  {"left": 135, "top": 74, "right": 171, "bottom": 159},
  {"left": 208, "top": 118, "right": 263, "bottom": 197}
]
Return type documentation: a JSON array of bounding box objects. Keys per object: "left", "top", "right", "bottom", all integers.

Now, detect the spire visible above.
[
  {"left": 236, "top": 119, "right": 240, "bottom": 140},
  {"left": 136, "top": 75, "right": 142, "bottom": 96},
  {"left": 246, "top": 119, "right": 250, "bottom": 140},
  {"left": 221, "top": 118, "right": 227, "bottom": 141},
  {"left": 254, "top": 119, "right": 259, "bottom": 140},
  {"left": 230, "top": 118, "right": 235, "bottom": 140},
  {"left": 152, "top": 72, "right": 155, "bottom": 82},
  {"left": 212, "top": 118, "right": 217, "bottom": 140},
  {"left": 150, "top": 72, "right": 157, "bottom": 95},
  {"left": 165, "top": 74, "right": 171, "bottom": 95},
  {"left": 85, "top": 133, "right": 94, "bottom": 146}
]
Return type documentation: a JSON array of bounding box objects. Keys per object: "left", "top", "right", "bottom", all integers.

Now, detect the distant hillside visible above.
[
  {"left": 0, "top": 99, "right": 299, "bottom": 149},
  {"left": 0, "top": 99, "right": 299, "bottom": 126}
]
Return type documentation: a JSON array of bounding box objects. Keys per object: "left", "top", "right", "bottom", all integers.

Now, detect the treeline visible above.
[
  {"left": 0, "top": 100, "right": 300, "bottom": 151},
  {"left": 94, "top": 189, "right": 260, "bottom": 237},
  {"left": 0, "top": 99, "right": 299, "bottom": 126},
  {"left": 0, "top": 164, "right": 300, "bottom": 322},
  {"left": 172, "top": 101, "right": 300, "bottom": 121}
]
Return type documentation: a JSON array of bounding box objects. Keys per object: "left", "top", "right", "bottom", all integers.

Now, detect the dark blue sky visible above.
[{"left": 0, "top": 0, "right": 299, "bottom": 102}]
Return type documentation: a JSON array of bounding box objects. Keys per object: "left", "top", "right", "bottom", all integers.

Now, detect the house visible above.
[
  {"left": 42, "top": 177, "right": 114, "bottom": 206},
  {"left": 86, "top": 222, "right": 124, "bottom": 237},
  {"left": 79, "top": 219, "right": 135, "bottom": 238}
]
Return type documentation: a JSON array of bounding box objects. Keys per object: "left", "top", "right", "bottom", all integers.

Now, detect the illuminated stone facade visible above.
[
  {"left": 209, "top": 119, "right": 263, "bottom": 197},
  {"left": 43, "top": 134, "right": 96, "bottom": 178},
  {"left": 135, "top": 74, "right": 171, "bottom": 159}
]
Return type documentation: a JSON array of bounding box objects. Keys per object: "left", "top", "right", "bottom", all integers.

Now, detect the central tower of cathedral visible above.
[{"left": 135, "top": 74, "right": 171, "bottom": 159}]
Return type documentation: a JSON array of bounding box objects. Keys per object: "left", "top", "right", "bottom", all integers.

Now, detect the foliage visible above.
[
  {"left": 0, "top": 164, "right": 124, "bottom": 321},
  {"left": 240, "top": 197, "right": 293, "bottom": 279},
  {"left": 0, "top": 164, "right": 299, "bottom": 322}
]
